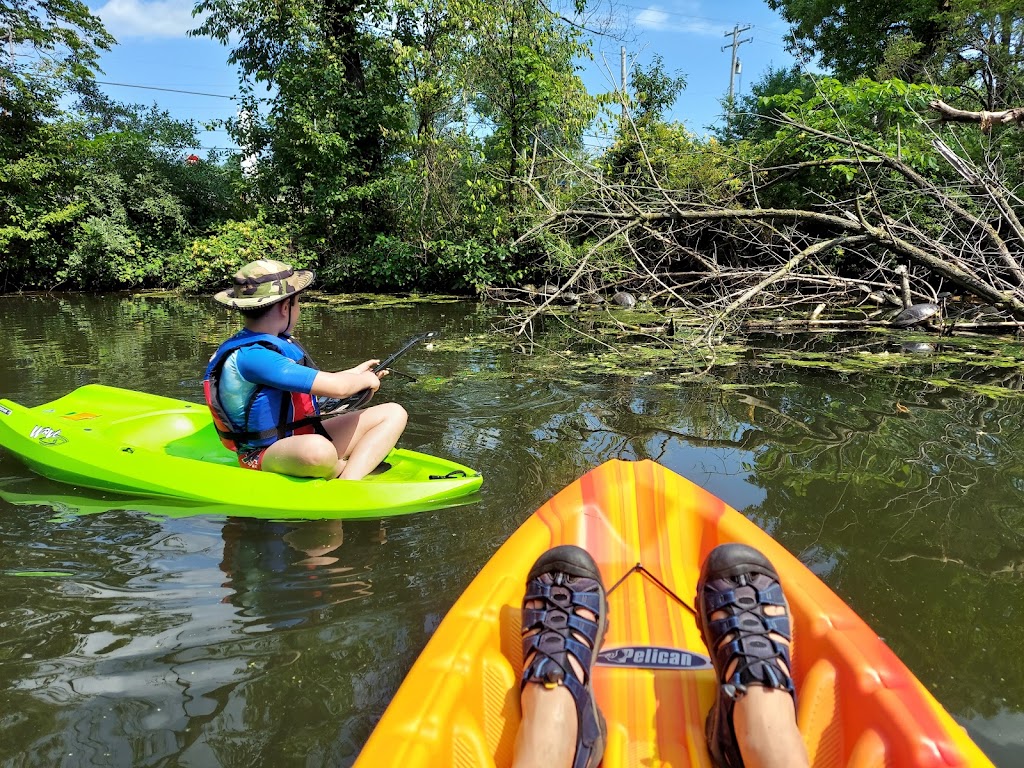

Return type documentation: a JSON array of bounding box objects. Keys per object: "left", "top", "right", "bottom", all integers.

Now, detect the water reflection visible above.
[
  {"left": 1, "top": 295, "right": 1023, "bottom": 765},
  {"left": 219, "top": 518, "right": 376, "bottom": 628},
  {"left": 0, "top": 494, "right": 400, "bottom": 766}
]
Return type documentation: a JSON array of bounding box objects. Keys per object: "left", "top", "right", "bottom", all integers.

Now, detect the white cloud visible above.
[
  {"left": 94, "top": 0, "right": 202, "bottom": 39},
  {"left": 635, "top": 8, "right": 670, "bottom": 29},
  {"left": 634, "top": 5, "right": 721, "bottom": 36}
]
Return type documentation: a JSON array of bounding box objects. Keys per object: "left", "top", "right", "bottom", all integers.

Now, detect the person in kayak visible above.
[
  {"left": 512, "top": 542, "right": 808, "bottom": 768},
  {"left": 205, "top": 259, "right": 407, "bottom": 480}
]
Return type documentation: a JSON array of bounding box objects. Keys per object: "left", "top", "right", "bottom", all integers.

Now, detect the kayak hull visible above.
[
  {"left": 0, "top": 385, "right": 481, "bottom": 518},
  {"left": 356, "top": 459, "right": 992, "bottom": 767}
]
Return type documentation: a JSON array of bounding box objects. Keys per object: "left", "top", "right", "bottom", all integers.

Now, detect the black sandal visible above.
[
  {"left": 696, "top": 543, "right": 797, "bottom": 768},
  {"left": 521, "top": 545, "right": 608, "bottom": 768}
]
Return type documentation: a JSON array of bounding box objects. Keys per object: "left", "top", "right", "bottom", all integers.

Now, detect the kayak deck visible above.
[
  {"left": 0, "top": 384, "right": 482, "bottom": 517},
  {"left": 356, "top": 459, "right": 991, "bottom": 767}
]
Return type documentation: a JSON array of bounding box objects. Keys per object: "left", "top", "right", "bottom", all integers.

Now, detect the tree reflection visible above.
[{"left": 731, "top": 374, "right": 1024, "bottom": 720}]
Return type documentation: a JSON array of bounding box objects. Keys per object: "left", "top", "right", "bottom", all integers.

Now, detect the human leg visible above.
[
  {"left": 259, "top": 433, "right": 342, "bottom": 478},
  {"left": 322, "top": 403, "right": 408, "bottom": 480},
  {"left": 512, "top": 545, "right": 607, "bottom": 768},
  {"left": 696, "top": 543, "right": 809, "bottom": 768}
]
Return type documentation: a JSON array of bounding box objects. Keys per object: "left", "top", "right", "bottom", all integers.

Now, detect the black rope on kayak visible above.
[
  {"left": 429, "top": 470, "right": 467, "bottom": 480},
  {"left": 605, "top": 562, "right": 696, "bottom": 616}
]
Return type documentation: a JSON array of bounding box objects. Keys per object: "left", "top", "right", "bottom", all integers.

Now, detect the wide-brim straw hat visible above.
[{"left": 214, "top": 259, "right": 315, "bottom": 309}]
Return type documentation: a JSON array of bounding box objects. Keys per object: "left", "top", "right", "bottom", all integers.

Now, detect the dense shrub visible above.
[{"left": 169, "top": 218, "right": 309, "bottom": 293}]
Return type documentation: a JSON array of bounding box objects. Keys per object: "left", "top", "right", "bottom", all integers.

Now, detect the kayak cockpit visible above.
[{"left": 104, "top": 409, "right": 236, "bottom": 464}]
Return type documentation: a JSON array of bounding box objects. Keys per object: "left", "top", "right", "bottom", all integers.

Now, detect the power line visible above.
[
  {"left": 94, "top": 79, "right": 275, "bottom": 102},
  {"left": 94, "top": 79, "right": 236, "bottom": 100}
]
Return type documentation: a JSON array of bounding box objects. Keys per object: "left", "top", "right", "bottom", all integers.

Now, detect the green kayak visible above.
[{"left": 0, "top": 384, "right": 482, "bottom": 518}]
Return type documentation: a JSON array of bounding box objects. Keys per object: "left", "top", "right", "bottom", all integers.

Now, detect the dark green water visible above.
[{"left": 0, "top": 293, "right": 1022, "bottom": 767}]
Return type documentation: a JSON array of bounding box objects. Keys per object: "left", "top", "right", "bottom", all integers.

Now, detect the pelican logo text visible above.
[
  {"left": 596, "top": 645, "right": 712, "bottom": 670},
  {"left": 30, "top": 425, "right": 67, "bottom": 446}
]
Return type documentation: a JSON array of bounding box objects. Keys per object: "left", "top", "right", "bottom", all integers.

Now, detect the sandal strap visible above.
[
  {"left": 521, "top": 578, "right": 603, "bottom": 688},
  {"left": 520, "top": 567, "right": 606, "bottom": 768},
  {"left": 524, "top": 581, "right": 604, "bottom": 615},
  {"left": 704, "top": 580, "right": 787, "bottom": 614},
  {"left": 703, "top": 577, "right": 795, "bottom": 696}
]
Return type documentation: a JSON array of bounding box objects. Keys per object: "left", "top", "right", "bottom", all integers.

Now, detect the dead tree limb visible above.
[
  {"left": 776, "top": 116, "right": 1024, "bottom": 288},
  {"left": 929, "top": 100, "right": 1024, "bottom": 131},
  {"left": 707, "top": 235, "right": 871, "bottom": 338},
  {"left": 514, "top": 222, "right": 634, "bottom": 334},
  {"left": 495, "top": 117, "right": 1024, "bottom": 346},
  {"left": 932, "top": 138, "right": 1024, "bottom": 250}
]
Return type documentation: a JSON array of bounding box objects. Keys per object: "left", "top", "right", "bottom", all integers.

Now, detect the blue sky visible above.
[{"left": 85, "top": 0, "right": 800, "bottom": 153}]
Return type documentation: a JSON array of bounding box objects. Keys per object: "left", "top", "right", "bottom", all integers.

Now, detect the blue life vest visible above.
[{"left": 203, "top": 333, "right": 323, "bottom": 451}]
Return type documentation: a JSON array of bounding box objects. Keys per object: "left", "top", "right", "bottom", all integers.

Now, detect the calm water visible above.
[{"left": 0, "top": 293, "right": 1022, "bottom": 767}]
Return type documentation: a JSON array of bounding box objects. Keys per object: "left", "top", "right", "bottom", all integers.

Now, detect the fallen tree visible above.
[{"left": 490, "top": 100, "right": 1024, "bottom": 344}]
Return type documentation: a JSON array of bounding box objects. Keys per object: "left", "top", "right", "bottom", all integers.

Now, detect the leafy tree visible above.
[
  {"left": 628, "top": 54, "right": 686, "bottom": 125},
  {"left": 935, "top": 2, "right": 1024, "bottom": 109},
  {"left": 760, "top": 77, "right": 953, "bottom": 172},
  {"left": 0, "top": 115, "right": 88, "bottom": 289},
  {"left": 465, "top": 0, "right": 596, "bottom": 218},
  {"left": 768, "top": 0, "right": 1024, "bottom": 108},
  {"left": 0, "top": 0, "right": 114, "bottom": 289},
  {"left": 715, "top": 65, "right": 808, "bottom": 144},
  {"left": 388, "top": 0, "right": 477, "bottom": 247},
  {"left": 0, "top": 89, "right": 242, "bottom": 290},
  {"left": 0, "top": 0, "right": 114, "bottom": 117},
  {"left": 193, "top": 0, "right": 409, "bottom": 279},
  {"left": 66, "top": 98, "right": 242, "bottom": 288},
  {"left": 604, "top": 54, "right": 687, "bottom": 184},
  {"left": 170, "top": 216, "right": 304, "bottom": 293},
  {"left": 765, "top": 0, "right": 947, "bottom": 81}
]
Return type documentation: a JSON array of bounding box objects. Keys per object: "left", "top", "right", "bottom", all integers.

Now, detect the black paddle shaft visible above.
[
  {"left": 319, "top": 331, "right": 438, "bottom": 415},
  {"left": 370, "top": 331, "right": 438, "bottom": 373}
]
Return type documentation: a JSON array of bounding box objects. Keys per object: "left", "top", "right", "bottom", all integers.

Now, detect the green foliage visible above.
[
  {"left": 765, "top": 0, "right": 947, "bottom": 81},
  {"left": 0, "top": 116, "right": 87, "bottom": 288},
  {"left": 327, "top": 234, "right": 423, "bottom": 291},
  {"left": 318, "top": 233, "right": 524, "bottom": 294},
  {"left": 0, "top": 0, "right": 114, "bottom": 117},
  {"left": 629, "top": 54, "right": 687, "bottom": 123},
  {"left": 194, "top": 0, "right": 409, "bottom": 257},
  {"left": 459, "top": 0, "right": 597, "bottom": 226},
  {"left": 0, "top": 1, "right": 114, "bottom": 289},
  {"left": 429, "top": 238, "right": 522, "bottom": 293},
  {"left": 936, "top": 2, "right": 1024, "bottom": 108},
  {"left": 604, "top": 121, "right": 737, "bottom": 199},
  {"left": 763, "top": 77, "right": 947, "bottom": 165},
  {"left": 185, "top": 0, "right": 598, "bottom": 293},
  {"left": 716, "top": 65, "right": 808, "bottom": 143},
  {"left": 170, "top": 217, "right": 306, "bottom": 293},
  {"left": 0, "top": 94, "right": 243, "bottom": 290},
  {"left": 605, "top": 55, "right": 694, "bottom": 190},
  {"left": 767, "top": 0, "right": 1023, "bottom": 108},
  {"left": 0, "top": 3, "right": 245, "bottom": 292}
]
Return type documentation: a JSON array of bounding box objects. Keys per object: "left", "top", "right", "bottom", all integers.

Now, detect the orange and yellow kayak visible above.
[{"left": 356, "top": 459, "right": 993, "bottom": 767}]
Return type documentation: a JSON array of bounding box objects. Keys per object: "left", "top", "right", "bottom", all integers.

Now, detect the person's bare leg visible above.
[
  {"left": 260, "top": 434, "right": 340, "bottom": 477},
  {"left": 512, "top": 684, "right": 577, "bottom": 768},
  {"left": 733, "top": 687, "right": 808, "bottom": 768},
  {"left": 324, "top": 403, "right": 408, "bottom": 480}
]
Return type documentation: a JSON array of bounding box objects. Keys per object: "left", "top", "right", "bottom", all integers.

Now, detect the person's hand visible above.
[
  {"left": 347, "top": 359, "right": 379, "bottom": 375},
  {"left": 338, "top": 360, "right": 382, "bottom": 391},
  {"left": 357, "top": 359, "right": 390, "bottom": 381}
]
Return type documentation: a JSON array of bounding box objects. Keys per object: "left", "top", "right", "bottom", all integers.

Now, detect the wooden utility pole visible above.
[
  {"left": 721, "top": 24, "right": 752, "bottom": 105},
  {"left": 620, "top": 46, "right": 627, "bottom": 124}
]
